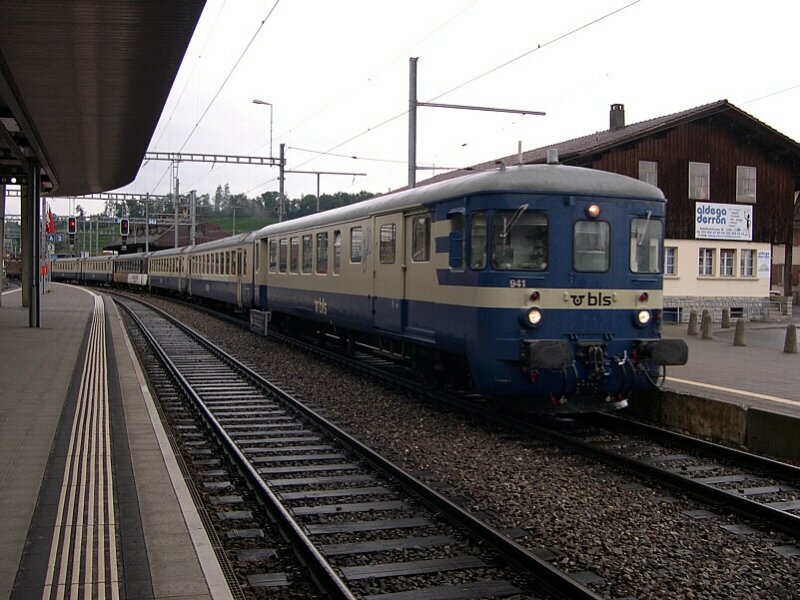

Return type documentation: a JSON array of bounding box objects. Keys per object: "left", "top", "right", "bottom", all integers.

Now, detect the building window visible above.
[
  {"left": 689, "top": 162, "right": 710, "bottom": 200},
  {"left": 350, "top": 227, "right": 363, "bottom": 263},
  {"left": 736, "top": 166, "right": 757, "bottom": 203},
  {"left": 664, "top": 247, "right": 677, "bottom": 276},
  {"left": 698, "top": 247, "right": 714, "bottom": 276},
  {"left": 720, "top": 248, "right": 735, "bottom": 277},
  {"left": 740, "top": 248, "right": 755, "bottom": 277},
  {"left": 411, "top": 216, "right": 430, "bottom": 262},
  {"left": 379, "top": 223, "right": 396, "bottom": 264},
  {"left": 639, "top": 160, "right": 658, "bottom": 187}
]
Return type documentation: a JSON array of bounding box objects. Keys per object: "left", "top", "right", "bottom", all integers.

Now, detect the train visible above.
[{"left": 52, "top": 164, "right": 688, "bottom": 413}]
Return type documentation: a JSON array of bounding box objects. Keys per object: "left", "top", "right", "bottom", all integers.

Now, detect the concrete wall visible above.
[{"left": 627, "top": 391, "right": 800, "bottom": 463}]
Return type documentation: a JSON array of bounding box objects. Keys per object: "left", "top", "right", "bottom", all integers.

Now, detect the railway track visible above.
[
  {"left": 116, "top": 294, "right": 603, "bottom": 600},
  {"left": 136, "top": 292, "right": 800, "bottom": 544},
  {"left": 541, "top": 413, "right": 800, "bottom": 539}
]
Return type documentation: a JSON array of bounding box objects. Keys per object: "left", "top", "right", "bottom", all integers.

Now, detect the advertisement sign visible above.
[
  {"left": 757, "top": 249, "right": 770, "bottom": 279},
  {"left": 695, "top": 202, "right": 753, "bottom": 240}
]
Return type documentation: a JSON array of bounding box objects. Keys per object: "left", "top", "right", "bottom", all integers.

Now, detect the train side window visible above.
[
  {"left": 279, "top": 239, "right": 288, "bottom": 273},
  {"left": 290, "top": 237, "right": 300, "bottom": 273},
  {"left": 411, "top": 216, "right": 430, "bottom": 262},
  {"left": 269, "top": 240, "right": 278, "bottom": 273},
  {"left": 491, "top": 211, "right": 547, "bottom": 271},
  {"left": 333, "top": 231, "right": 342, "bottom": 275},
  {"left": 379, "top": 223, "right": 396, "bottom": 264},
  {"left": 470, "top": 212, "right": 487, "bottom": 270},
  {"left": 630, "top": 217, "right": 662, "bottom": 273},
  {"left": 316, "top": 232, "right": 328, "bottom": 274},
  {"left": 302, "top": 235, "right": 313, "bottom": 273},
  {"left": 574, "top": 220, "right": 610, "bottom": 272},
  {"left": 350, "top": 227, "right": 363, "bottom": 263}
]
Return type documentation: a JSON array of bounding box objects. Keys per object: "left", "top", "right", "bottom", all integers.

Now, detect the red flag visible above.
[{"left": 47, "top": 206, "right": 56, "bottom": 234}]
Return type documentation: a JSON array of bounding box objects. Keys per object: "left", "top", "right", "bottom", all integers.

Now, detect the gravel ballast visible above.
[{"left": 135, "top": 297, "right": 800, "bottom": 600}]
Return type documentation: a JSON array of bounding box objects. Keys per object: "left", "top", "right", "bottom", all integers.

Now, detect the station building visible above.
[{"left": 426, "top": 100, "right": 800, "bottom": 321}]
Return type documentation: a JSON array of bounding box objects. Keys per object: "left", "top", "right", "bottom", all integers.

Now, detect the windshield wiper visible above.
[{"left": 500, "top": 203, "right": 529, "bottom": 238}]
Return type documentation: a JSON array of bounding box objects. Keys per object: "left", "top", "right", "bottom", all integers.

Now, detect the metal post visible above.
[
  {"left": 232, "top": 207, "right": 236, "bottom": 235},
  {"left": 190, "top": 190, "right": 196, "bottom": 245},
  {"left": 145, "top": 193, "right": 150, "bottom": 253},
  {"left": 316, "top": 173, "right": 321, "bottom": 212},
  {"left": 408, "top": 57, "right": 418, "bottom": 189},
  {"left": 174, "top": 171, "right": 180, "bottom": 248},
  {"left": 279, "top": 143, "right": 286, "bottom": 222},
  {"left": 28, "top": 159, "right": 40, "bottom": 326}
]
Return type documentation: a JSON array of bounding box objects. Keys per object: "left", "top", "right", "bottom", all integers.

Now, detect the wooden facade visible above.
[{"left": 573, "top": 117, "right": 797, "bottom": 246}]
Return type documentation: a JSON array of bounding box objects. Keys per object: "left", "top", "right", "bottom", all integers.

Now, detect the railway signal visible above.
[
  {"left": 120, "top": 218, "right": 129, "bottom": 251},
  {"left": 67, "top": 216, "right": 77, "bottom": 245}
]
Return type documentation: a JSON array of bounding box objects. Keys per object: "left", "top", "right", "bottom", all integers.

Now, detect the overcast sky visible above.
[{"left": 44, "top": 0, "right": 800, "bottom": 215}]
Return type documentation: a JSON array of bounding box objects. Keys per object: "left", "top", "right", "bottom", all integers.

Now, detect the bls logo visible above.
[
  {"left": 314, "top": 298, "right": 328, "bottom": 315},
  {"left": 569, "top": 291, "right": 612, "bottom": 307}
]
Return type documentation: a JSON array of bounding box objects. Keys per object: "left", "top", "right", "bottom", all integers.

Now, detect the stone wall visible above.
[{"left": 664, "top": 296, "right": 792, "bottom": 323}]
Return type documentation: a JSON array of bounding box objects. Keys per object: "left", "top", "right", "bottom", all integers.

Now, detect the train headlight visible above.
[
  {"left": 524, "top": 307, "right": 543, "bottom": 328},
  {"left": 635, "top": 309, "right": 651, "bottom": 327},
  {"left": 586, "top": 203, "right": 601, "bottom": 218}
]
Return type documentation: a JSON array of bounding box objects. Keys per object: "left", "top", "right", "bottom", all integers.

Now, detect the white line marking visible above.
[{"left": 665, "top": 376, "right": 799, "bottom": 406}]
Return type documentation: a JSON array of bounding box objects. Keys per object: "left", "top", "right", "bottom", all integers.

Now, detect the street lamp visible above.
[{"left": 252, "top": 99, "right": 273, "bottom": 158}]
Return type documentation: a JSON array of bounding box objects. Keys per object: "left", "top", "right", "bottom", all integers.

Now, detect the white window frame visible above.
[
  {"left": 638, "top": 160, "right": 658, "bottom": 187},
  {"left": 736, "top": 166, "right": 757, "bottom": 203},
  {"left": 689, "top": 162, "right": 710, "bottom": 200},
  {"left": 698, "top": 247, "right": 715, "bottom": 277},
  {"left": 740, "top": 248, "right": 755, "bottom": 277},
  {"left": 664, "top": 246, "right": 677, "bottom": 276},
  {"left": 720, "top": 248, "right": 735, "bottom": 277}
]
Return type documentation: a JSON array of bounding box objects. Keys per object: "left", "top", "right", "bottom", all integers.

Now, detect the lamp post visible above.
[{"left": 252, "top": 99, "right": 273, "bottom": 158}]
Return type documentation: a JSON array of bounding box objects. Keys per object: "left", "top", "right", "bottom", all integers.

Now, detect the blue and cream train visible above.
[{"left": 52, "top": 164, "right": 688, "bottom": 412}]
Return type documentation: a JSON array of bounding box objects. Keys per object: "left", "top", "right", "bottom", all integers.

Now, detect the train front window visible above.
[
  {"left": 491, "top": 211, "right": 547, "bottom": 271},
  {"left": 574, "top": 220, "right": 610, "bottom": 272},
  {"left": 630, "top": 216, "right": 662, "bottom": 273}
]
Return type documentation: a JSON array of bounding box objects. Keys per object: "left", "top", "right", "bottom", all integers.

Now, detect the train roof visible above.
[
  {"left": 254, "top": 164, "right": 664, "bottom": 237},
  {"left": 190, "top": 232, "right": 256, "bottom": 252}
]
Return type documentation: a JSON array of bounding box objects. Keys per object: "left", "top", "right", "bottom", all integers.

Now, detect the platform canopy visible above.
[{"left": 0, "top": 1, "right": 206, "bottom": 196}]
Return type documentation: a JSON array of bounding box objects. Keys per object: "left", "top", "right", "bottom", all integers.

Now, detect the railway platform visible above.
[{"left": 0, "top": 283, "right": 231, "bottom": 600}]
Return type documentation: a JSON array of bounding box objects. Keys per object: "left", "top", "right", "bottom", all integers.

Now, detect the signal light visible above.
[
  {"left": 120, "top": 218, "right": 129, "bottom": 236},
  {"left": 67, "top": 216, "right": 77, "bottom": 234}
]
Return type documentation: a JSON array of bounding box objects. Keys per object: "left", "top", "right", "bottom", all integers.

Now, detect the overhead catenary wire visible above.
[{"left": 248, "top": 0, "right": 643, "bottom": 195}]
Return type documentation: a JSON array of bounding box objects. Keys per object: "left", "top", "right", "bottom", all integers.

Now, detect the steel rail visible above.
[
  {"left": 117, "top": 294, "right": 603, "bottom": 600},
  {"left": 117, "top": 299, "right": 358, "bottom": 600}
]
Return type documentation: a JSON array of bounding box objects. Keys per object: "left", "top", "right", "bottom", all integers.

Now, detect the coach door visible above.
[{"left": 372, "top": 213, "right": 405, "bottom": 332}]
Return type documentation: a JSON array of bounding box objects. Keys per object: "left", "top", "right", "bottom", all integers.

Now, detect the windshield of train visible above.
[
  {"left": 630, "top": 215, "right": 663, "bottom": 273},
  {"left": 491, "top": 211, "right": 548, "bottom": 270}
]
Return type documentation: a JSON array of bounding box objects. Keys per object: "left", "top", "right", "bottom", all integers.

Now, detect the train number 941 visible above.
[{"left": 509, "top": 279, "right": 526, "bottom": 288}]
